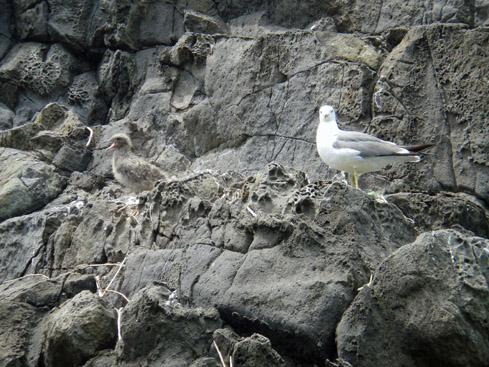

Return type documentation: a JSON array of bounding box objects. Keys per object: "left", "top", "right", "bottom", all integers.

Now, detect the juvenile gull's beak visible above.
[{"left": 106, "top": 141, "right": 117, "bottom": 150}]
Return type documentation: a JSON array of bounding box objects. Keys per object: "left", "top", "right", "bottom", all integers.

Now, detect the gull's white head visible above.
[{"left": 319, "top": 105, "right": 336, "bottom": 123}]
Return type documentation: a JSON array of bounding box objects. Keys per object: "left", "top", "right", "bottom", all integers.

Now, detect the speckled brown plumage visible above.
[{"left": 106, "top": 133, "right": 165, "bottom": 193}]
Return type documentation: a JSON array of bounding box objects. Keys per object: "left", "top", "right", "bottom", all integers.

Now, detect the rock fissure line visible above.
[{"left": 424, "top": 29, "right": 458, "bottom": 188}]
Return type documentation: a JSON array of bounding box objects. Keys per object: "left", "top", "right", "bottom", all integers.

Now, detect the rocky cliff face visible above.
[{"left": 0, "top": 1, "right": 489, "bottom": 366}]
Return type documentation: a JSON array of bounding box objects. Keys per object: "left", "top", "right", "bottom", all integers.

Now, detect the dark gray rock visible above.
[
  {"left": 44, "top": 200, "right": 120, "bottom": 273},
  {"left": 98, "top": 49, "right": 135, "bottom": 121},
  {"left": 44, "top": 290, "right": 118, "bottom": 367},
  {"left": 82, "top": 350, "right": 117, "bottom": 367},
  {"left": 477, "top": 0, "right": 489, "bottom": 25},
  {"left": 0, "top": 103, "right": 14, "bottom": 130},
  {"left": 15, "top": 1, "right": 49, "bottom": 41},
  {"left": 212, "top": 328, "right": 241, "bottom": 362},
  {"left": 0, "top": 80, "right": 17, "bottom": 111},
  {"left": 336, "top": 229, "right": 489, "bottom": 367},
  {"left": 232, "top": 333, "right": 285, "bottom": 367},
  {"left": 0, "top": 300, "right": 44, "bottom": 366},
  {"left": 12, "top": 106, "right": 34, "bottom": 127},
  {"left": 1, "top": 161, "right": 488, "bottom": 367},
  {"left": 0, "top": 42, "right": 77, "bottom": 96},
  {"left": 211, "top": 328, "right": 287, "bottom": 366},
  {"left": 189, "top": 357, "right": 219, "bottom": 367},
  {"left": 266, "top": 0, "right": 342, "bottom": 29},
  {"left": 52, "top": 144, "right": 92, "bottom": 172},
  {"left": 372, "top": 24, "right": 489, "bottom": 199},
  {"left": 31, "top": 162, "right": 483, "bottom": 365},
  {"left": 162, "top": 32, "right": 216, "bottom": 67},
  {"left": 14, "top": 0, "right": 106, "bottom": 52},
  {"left": 62, "top": 273, "right": 98, "bottom": 299},
  {"left": 112, "top": 164, "right": 418, "bottom": 363},
  {"left": 47, "top": 0, "right": 104, "bottom": 52},
  {"left": 181, "top": 31, "right": 381, "bottom": 175},
  {"left": 190, "top": 0, "right": 476, "bottom": 33},
  {"left": 67, "top": 72, "right": 109, "bottom": 124},
  {"left": 325, "top": 359, "right": 354, "bottom": 367},
  {"left": 0, "top": 1, "right": 489, "bottom": 367},
  {"left": 0, "top": 272, "right": 97, "bottom": 307},
  {"left": 338, "top": 0, "right": 475, "bottom": 33},
  {"left": 0, "top": 102, "right": 89, "bottom": 154},
  {"left": 118, "top": 284, "right": 222, "bottom": 366},
  {"left": 0, "top": 0, "right": 12, "bottom": 60},
  {"left": 0, "top": 103, "right": 93, "bottom": 221},
  {"left": 386, "top": 191, "right": 489, "bottom": 238},
  {"left": 208, "top": 0, "right": 341, "bottom": 30},
  {"left": 0, "top": 208, "right": 66, "bottom": 282},
  {"left": 101, "top": 0, "right": 185, "bottom": 50},
  {"left": 0, "top": 149, "right": 67, "bottom": 221},
  {"left": 0, "top": 273, "right": 99, "bottom": 367},
  {"left": 184, "top": 10, "right": 229, "bottom": 34}
]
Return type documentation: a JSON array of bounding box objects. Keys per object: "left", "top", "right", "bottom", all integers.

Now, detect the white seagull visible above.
[{"left": 316, "top": 105, "right": 435, "bottom": 189}]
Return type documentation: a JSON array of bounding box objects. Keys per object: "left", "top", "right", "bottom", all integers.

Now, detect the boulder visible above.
[
  {"left": 0, "top": 102, "right": 90, "bottom": 160},
  {"left": 0, "top": 102, "right": 93, "bottom": 221},
  {"left": 232, "top": 333, "right": 285, "bottom": 367},
  {"left": 0, "top": 149, "right": 66, "bottom": 221},
  {"left": 45, "top": 199, "right": 124, "bottom": 272},
  {"left": 0, "top": 200, "right": 92, "bottom": 283},
  {"left": 52, "top": 144, "right": 92, "bottom": 172},
  {"left": 386, "top": 191, "right": 489, "bottom": 238},
  {"left": 0, "top": 273, "right": 99, "bottom": 367},
  {"left": 0, "top": 273, "right": 96, "bottom": 307},
  {"left": 44, "top": 290, "right": 117, "bottom": 367},
  {"left": 118, "top": 284, "right": 222, "bottom": 366},
  {"left": 337, "top": 229, "right": 489, "bottom": 367}
]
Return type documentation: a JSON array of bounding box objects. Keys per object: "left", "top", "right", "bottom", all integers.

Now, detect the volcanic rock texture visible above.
[{"left": 0, "top": 1, "right": 489, "bottom": 366}]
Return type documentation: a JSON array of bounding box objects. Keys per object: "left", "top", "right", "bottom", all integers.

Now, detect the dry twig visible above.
[
  {"left": 2, "top": 273, "right": 50, "bottom": 284},
  {"left": 85, "top": 126, "right": 94, "bottom": 147},
  {"left": 213, "top": 340, "right": 227, "bottom": 367},
  {"left": 101, "top": 257, "right": 127, "bottom": 297},
  {"left": 115, "top": 307, "right": 123, "bottom": 340}
]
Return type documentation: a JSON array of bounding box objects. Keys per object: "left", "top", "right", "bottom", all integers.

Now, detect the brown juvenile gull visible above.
[
  {"left": 106, "top": 133, "right": 166, "bottom": 193},
  {"left": 316, "top": 105, "right": 435, "bottom": 189}
]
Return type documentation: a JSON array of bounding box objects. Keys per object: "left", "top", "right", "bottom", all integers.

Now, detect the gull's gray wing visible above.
[{"left": 333, "top": 131, "right": 412, "bottom": 158}]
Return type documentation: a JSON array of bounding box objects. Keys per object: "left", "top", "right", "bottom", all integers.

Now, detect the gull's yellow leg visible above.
[{"left": 354, "top": 168, "right": 359, "bottom": 189}]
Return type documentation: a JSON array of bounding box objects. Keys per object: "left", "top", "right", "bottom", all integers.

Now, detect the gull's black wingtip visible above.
[{"left": 402, "top": 143, "right": 437, "bottom": 153}]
